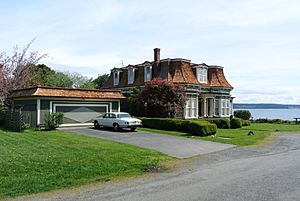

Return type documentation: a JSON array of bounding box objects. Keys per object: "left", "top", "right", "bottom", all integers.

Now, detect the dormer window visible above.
[
  {"left": 113, "top": 72, "right": 119, "bottom": 86},
  {"left": 128, "top": 68, "right": 135, "bottom": 84},
  {"left": 197, "top": 67, "right": 207, "bottom": 83},
  {"left": 144, "top": 65, "right": 152, "bottom": 82}
]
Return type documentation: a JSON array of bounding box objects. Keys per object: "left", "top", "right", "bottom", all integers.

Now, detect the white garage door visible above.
[{"left": 54, "top": 104, "right": 108, "bottom": 125}]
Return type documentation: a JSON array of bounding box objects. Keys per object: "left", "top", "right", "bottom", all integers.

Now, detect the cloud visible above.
[{"left": 1, "top": 0, "right": 300, "bottom": 103}]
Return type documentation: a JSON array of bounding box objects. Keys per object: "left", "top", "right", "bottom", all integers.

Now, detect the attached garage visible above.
[{"left": 9, "top": 86, "right": 125, "bottom": 127}]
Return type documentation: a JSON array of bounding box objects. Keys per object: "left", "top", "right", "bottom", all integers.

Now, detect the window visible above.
[
  {"left": 128, "top": 68, "right": 135, "bottom": 84},
  {"left": 215, "top": 99, "right": 220, "bottom": 116},
  {"left": 197, "top": 67, "right": 207, "bottom": 83},
  {"left": 110, "top": 113, "right": 116, "bottom": 118},
  {"left": 185, "top": 95, "right": 197, "bottom": 118},
  {"left": 144, "top": 65, "right": 152, "bottom": 82},
  {"left": 113, "top": 72, "right": 119, "bottom": 86},
  {"left": 221, "top": 99, "right": 230, "bottom": 116},
  {"left": 226, "top": 99, "right": 230, "bottom": 115}
]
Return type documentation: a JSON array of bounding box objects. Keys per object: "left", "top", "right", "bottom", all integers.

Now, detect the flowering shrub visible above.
[{"left": 137, "top": 78, "right": 187, "bottom": 117}]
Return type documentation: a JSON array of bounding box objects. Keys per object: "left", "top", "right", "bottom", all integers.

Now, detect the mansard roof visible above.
[{"left": 102, "top": 50, "right": 233, "bottom": 90}]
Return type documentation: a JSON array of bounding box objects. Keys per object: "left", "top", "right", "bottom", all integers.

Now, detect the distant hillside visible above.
[{"left": 233, "top": 103, "right": 300, "bottom": 109}]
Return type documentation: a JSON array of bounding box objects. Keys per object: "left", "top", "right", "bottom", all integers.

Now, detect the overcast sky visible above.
[{"left": 1, "top": 0, "right": 299, "bottom": 104}]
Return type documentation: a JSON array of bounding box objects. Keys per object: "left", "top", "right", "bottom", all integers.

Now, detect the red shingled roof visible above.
[
  {"left": 9, "top": 86, "right": 126, "bottom": 99},
  {"left": 102, "top": 58, "right": 233, "bottom": 89},
  {"left": 202, "top": 67, "right": 233, "bottom": 89}
]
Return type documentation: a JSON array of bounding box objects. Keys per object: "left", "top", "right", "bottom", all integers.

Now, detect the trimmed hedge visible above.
[
  {"left": 242, "top": 119, "right": 251, "bottom": 126},
  {"left": 141, "top": 118, "right": 216, "bottom": 136},
  {"left": 207, "top": 118, "right": 231, "bottom": 129},
  {"left": 189, "top": 120, "right": 217, "bottom": 136},
  {"left": 230, "top": 118, "right": 243, "bottom": 129}
]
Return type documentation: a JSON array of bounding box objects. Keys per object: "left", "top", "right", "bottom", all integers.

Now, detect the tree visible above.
[
  {"left": 28, "top": 64, "right": 73, "bottom": 88},
  {"left": 0, "top": 39, "right": 47, "bottom": 100},
  {"left": 44, "top": 71, "right": 73, "bottom": 88},
  {"left": 80, "top": 79, "right": 97, "bottom": 89},
  {"left": 234, "top": 110, "right": 252, "bottom": 120},
  {"left": 66, "top": 72, "right": 88, "bottom": 88},
  {"left": 127, "top": 87, "right": 142, "bottom": 115},
  {"left": 93, "top": 73, "right": 109, "bottom": 89},
  {"left": 136, "top": 78, "right": 187, "bottom": 117}
]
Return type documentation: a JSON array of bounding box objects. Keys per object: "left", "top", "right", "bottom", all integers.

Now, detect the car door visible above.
[
  {"left": 101, "top": 113, "right": 110, "bottom": 126},
  {"left": 108, "top": 113, "right": 117, "bottom": 127}
]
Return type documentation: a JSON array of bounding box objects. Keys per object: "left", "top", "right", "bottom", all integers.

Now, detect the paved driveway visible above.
[{"left": 62, "top": 127, "right": 235, "bottom": 158}]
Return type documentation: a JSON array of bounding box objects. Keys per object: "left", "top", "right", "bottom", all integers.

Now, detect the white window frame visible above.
[
  {"left": 221, "top": 99, "right": 230, "bottom": 116},
  {"left": 185, "top": 94, "right": 198, "bottom": 118},
  {"left": 113, "top": 72, "right": 119, "bottom": 86},
  {"left": 144, "top": 65, "right": 152, "bottom": 82},
  {"left": 215, "top": 99, "right": 220, "bottom": 116},
  {"left": 197, "top": 67, "right": 208, "bottom": 83},
  {"left": 128, "top": 68, "right": 135, "bottom": 84}
]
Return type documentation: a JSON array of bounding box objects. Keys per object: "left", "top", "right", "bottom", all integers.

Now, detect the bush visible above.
[
  {"left": 242, "top": 120, "right": 251, "bottom": 126},
  {"left": 207, "top": 118, "right": 231, "bottom": 129},
  {"left": 230, "top": 118, "right": 243, "bottom": 129},
  {"left": 189, "top": 120, "right": 217, "bottom": 136},
  {"left": 241, "top": 119, "right": 251, "bottom": 126},
  {"left": 254, "top": 118, "right": 292, "bottom": 124},
  {"left": 234, "top": 110, "right": 251, "bottom": 120},
  {"left": 44, "top": 112, "right": 64, "bottom": 130},
  {"left": 141, "top": 118, "right": 216, "bottom": 136}
]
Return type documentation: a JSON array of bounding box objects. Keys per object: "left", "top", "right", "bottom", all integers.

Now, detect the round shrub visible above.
[
  {"left": 242, "top": 120, "right": 251, "bottom": 126},
  {"left": 189, "top": 121, "right": 217, "bottom": 136},
  {"left": 207, "top": 118, "right": 230, "bottom": 129},
  {"left": 230, "top": 118, "right": 242, "bottom": 129},
  {"left": 234, "top": 110, "right": 251, "bottom": 120}
]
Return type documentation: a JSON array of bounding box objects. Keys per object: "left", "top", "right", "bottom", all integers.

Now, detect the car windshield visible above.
[{"left": 117, "top": 113, "right": 131, "bottom": 118}]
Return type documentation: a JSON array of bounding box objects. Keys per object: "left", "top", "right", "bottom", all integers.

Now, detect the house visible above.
[
  {"left": 102, "top": 48, "right": 234, "bottom": 119},
  {"left": 9, "top": 86, "right": 125, "bottom": 127}
]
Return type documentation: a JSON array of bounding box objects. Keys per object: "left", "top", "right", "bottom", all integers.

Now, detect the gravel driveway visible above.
[{"left": 62, "top": 127, "right": 235, "bottom": 158}]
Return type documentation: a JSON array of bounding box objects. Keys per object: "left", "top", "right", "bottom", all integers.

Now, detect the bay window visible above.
[{"left": 185, "top": 94, "right": 198, "bottom": 118}]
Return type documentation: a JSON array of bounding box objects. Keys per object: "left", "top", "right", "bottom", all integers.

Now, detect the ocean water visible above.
[{"left": 234, "top": 109, "right": 300, "bottom": 121}]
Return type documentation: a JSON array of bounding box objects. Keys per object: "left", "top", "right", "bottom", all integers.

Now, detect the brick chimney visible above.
[{"left": 154, "top": 48, "right": 160, "bottom": 62}]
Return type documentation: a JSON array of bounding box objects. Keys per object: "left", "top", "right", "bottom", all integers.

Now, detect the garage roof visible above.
[{"left": 9, "top": 86, "right": 126, "bottom": 99}]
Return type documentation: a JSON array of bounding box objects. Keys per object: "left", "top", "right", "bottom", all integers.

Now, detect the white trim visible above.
[
  {"left": 118, "top": 101, "right": 120, "bottom": 112},
  {"left": 59, "top": 123, "right": 93, "bottom": 127},
  {"left": 184, "top": 94, "right": 198, "bottom": 119},
  {"left": 197, "top": 67, "right": 208, "bottom": 84},
  {"left": 50, "top": 101, "right": 53, "bottom": 113},
  {"left": 109, "top": 102, "right": 112, "bottom": 112},
  {"left": 53, "top": 103, "right": 108, "bottom": 113},
  {"left": 37, "top": 99, "right": 41, "bottom": 125}
]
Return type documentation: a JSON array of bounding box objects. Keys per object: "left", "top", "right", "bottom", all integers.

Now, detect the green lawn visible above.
[
  {"left": 0, "top": 129, "right": 170, "bottom": 199},
  {"left": 139, "top": 123, "right": 300, "bottom": 146}
]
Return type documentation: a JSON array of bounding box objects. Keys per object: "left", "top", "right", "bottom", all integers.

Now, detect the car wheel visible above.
[
  {"left": 113, "top": 123, "right": 120, "bottom": 131},
  {"left": 130, "top": 127, "right": 136, "bottom": 131},
  {"left": 94, "top": 121, "right": 100, "bottom": 129}
]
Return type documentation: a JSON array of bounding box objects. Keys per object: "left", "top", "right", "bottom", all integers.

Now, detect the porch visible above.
[{"left": 184, "top": 95, "right": 233, "bottom": 119}]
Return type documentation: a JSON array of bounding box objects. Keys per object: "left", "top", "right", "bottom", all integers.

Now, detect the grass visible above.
[
  {"left": 139, "top": 123, "right": 300, "bottom": 146},
  {"left": 0, "top": 129, "right": 170, "bottom": 199}
]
